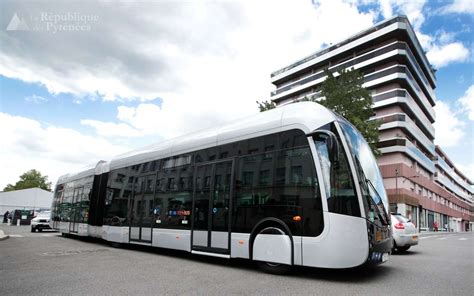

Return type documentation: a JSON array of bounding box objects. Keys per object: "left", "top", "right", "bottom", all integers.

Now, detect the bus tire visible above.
[
  {"left": 251, "top": 222, "right": 293, "bottom": 275},
  {"left": 257, "top": 260, "right": 290, "bottom": 275},
  {"left": 110, "top": 242, "right": 122, "bottom": 248}
]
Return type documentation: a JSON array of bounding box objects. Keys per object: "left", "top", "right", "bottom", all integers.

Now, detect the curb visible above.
[
  {"left": 420, "top": 231, "right": 458, "bottom": 236},
  {"left": 0, "top": 229, "right": 10, "bottom": 241}
]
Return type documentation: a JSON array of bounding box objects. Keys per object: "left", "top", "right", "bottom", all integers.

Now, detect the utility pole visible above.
[{"left": 395, "top": 168, "right": 399, "bottom": 213}]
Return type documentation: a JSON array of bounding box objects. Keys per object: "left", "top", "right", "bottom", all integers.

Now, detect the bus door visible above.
[
  {"left": 129, "top": 174, "right": 156, "bottom": 243},
  {"left": 192, "top": 160, "right": 234, "bottom": 254},
  {"left": 69, "top": 187, "right": 83, "bottom": 233}
]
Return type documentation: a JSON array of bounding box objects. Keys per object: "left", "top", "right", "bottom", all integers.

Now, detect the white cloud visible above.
[
  {"left": 0, "top": 112, "right": 130, "bottom": 189},
  {"left": 25, "top": 94, "right": 48, "bottom": 104},
  {"left": 0, "top": 1, "right": 376, "bottom": 104},
  {"left": 459, "top": 85, "right": 474, "bottom": 121},
  {"left": 433, "top": 100, "right": 465, "bottom": 147},
  {"left": 378, "top": 0, "right": 393, "bottom": 19},
  {"left": 439, "top": 0, "right": 474, "bottom": 14},
  {"left": 375, "top": 0, "right": 427, "bottom": 30},
  {"left": 0, "top": 0, "right": 377, "bottom": 141},
  {"left": 370, "top": 0, "right": 471, "bottom": 69},
  {"left": 80, "top": 119, "right": 143, "bottom": 138},
  {"left": 415, "top": 30, "right": 434, "bottom": 49},
  {"left": 436, "top": 30, "right": 456, "bottom": 44},
  {"left": 426, "top": 42, "right": 470, "bottom": 68}
]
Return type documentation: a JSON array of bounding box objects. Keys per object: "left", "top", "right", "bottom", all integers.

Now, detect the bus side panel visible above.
[
  {"left": 88, "top": 225, "right": 103, "bottom": 238},
  {"left": 102, "top": 226, "right": 129, "bottom": 243},
  {"left": 152, "top": 229, "right": 191, "bottom": 252},
  {"left": 59, "top": 221, "right": 69, "bottom": 234},
  {"left": 77, "top": 223, "right": 89, "bottom": 236},
  {"left": 230, "top": 233, "right": 250, "bottom": 259},
  {"left": 302, "top": 212, "right": 369, "bottom": 268}
]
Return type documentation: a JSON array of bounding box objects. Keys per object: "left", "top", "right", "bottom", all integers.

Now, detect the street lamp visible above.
[{"left": 402, "top": 174, "right": 421, "bottom": 231}]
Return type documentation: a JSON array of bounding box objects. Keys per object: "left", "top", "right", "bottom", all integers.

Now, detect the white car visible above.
[
  {"left": 391, "top": 213, "right": 419, "bottom": 252},
  {"left": 31, "top": 211, "right": 52, "bottom": 232}
]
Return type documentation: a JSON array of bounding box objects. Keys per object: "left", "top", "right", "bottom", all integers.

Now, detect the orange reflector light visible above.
[
  {"left": 375, "top": 231, "right": 382, "bottom": 242},
  {"left": 293, "top": 215, "right": 302, "bottom": 222},
  {"left": 238, "top": 240, "right": 244, "bottom": 245}
]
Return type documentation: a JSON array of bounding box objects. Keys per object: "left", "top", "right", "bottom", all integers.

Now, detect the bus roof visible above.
[
  {"left": 55, "top": 102, "right": 336, "bottom": 183},
  {"left": 109, "top": 102, "right": 336, "bottom": 170},
  {"left": 56, "top": 160, "right": 109, "bottom": 185}
]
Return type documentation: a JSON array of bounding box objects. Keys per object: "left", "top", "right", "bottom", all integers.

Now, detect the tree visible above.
[
  {"left": 3, "top": 169, "right": 52, "bottom": 192},
  {"left": 256, "top": 99, "right": 276, "bottom": 112},
  {"left": 318, "top": 68, "right": 380, "bottom": 156},
  {"left": 257, "top": 68, "right": 380, "bottom": 155}
]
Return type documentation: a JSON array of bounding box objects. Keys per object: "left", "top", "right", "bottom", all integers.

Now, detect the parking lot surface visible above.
[{"left": 0, "top": 225, "right": 472, "bottom": 295}]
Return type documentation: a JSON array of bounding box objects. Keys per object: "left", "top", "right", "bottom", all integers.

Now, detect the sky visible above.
[{"left": 0, "top": 0, "right": 473, "bottom": 189}]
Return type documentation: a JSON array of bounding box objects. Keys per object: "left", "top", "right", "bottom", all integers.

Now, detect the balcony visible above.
[
  {"left": 378, "top": 137, "right": 435, "bottom": 173},
  {"left": 435, "top": 172, "right": 471, "bottom": 200},
  {"left": 364, "top": 65, "right": 435, "bottom": 121},
  {"left": 271, "top": 16, "right": 435, "bottom": 86},
  {"left": 376, "top": 113, "right": 435, "bottom": 155},
  {"left": 373, "top": 89, "right": 435, "bottom": 136},
  {"left": 271, "top": 41, "right": 405, "bottom": 96},
  {"left": 271, "top": 19, "right": 403, "bottom": 81},
  {"left": 435, "top": 156, "right": 474, "bottom": 194},
  {"left": 272, "top": 52, "right": 436, "bottom": 120}
]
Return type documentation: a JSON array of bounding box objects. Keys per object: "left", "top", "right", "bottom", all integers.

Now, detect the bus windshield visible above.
[{"left": 337, "top": 118, "right": 389, "bottom": 220}]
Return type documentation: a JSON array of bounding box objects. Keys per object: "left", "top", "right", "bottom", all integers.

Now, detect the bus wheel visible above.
[
  {"left": 257, "top": 261, "right": 290, "bottom": 275},
  {"left": 252, "top": 225, "right": 292, "bottom": 275}
]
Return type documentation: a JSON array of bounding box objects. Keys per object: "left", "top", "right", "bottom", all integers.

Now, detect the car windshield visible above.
[{"left": 337, "top": 118, "right": 389, "bottom": 216}]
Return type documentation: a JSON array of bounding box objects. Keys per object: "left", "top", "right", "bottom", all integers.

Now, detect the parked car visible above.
[
  {"left": 31, "top": 211, "right": 52, "bottom": 232},
  {"left": 391, "top": 213, "right": 419, "bottom": 252}
]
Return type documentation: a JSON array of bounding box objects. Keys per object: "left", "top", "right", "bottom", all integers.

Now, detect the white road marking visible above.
[
  {"left": 420, "top": 235, "right": 439, "bottom": 239},
  {"left": 459, "top": 238, "right": 468, "bottom": 241},
  {"left": 8, "top": 234, "right": 23, "bottom": 237},
  {"left": 40, "top": 233, "right": 58, "bottom": 237}
]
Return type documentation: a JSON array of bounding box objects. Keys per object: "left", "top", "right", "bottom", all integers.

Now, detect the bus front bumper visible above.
[{"left": 367, "top": 237, "right": 392, "bottom": 264}]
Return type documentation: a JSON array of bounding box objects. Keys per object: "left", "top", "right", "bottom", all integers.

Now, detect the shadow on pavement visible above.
[
  {"left": 288, "top": 264, "right": 393, "bottom": 283},
  {"left": 58, "top": 234, "right": 394, "bottom": 281},
  {"left": 391, "top": 250, "right": 421, "bottom": 256}
]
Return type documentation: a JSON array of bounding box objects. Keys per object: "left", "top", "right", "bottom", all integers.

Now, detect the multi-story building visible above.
[{"left": 269, "top": 16, "right": 474, "bottom": 232}]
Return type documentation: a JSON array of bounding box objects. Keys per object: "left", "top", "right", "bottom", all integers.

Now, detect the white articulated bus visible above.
[{"left": 51, "top": 102, "right": 392, "bottom": 273}]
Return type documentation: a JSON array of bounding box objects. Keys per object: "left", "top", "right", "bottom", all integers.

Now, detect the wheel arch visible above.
[{"left": 249, "top": 217, "right": 294, "bottom": 265}]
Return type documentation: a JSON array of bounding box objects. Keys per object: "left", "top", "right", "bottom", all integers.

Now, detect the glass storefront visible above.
[{"left": 405, "top": 204, "right": 418, "bottom": 227}]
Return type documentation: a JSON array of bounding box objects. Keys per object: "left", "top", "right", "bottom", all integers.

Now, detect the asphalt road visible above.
[{"left": 0, "top": 225, "right": 473, "bottom": 295}]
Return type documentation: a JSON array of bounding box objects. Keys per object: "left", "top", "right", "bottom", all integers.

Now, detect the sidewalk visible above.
[
  {"left": 420, "top": 230, "right": 467, "bottom": 236},
  {"left": 0, "top": 229, "right": 9, "bottom": 241}
]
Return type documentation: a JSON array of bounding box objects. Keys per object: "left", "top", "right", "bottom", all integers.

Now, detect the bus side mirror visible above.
[{"left": 313, "top": 131, "right": 340, "bottom": 165}]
